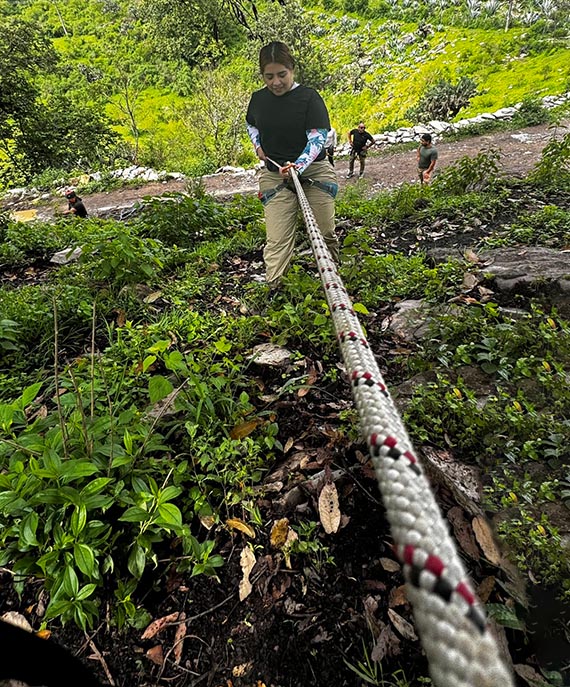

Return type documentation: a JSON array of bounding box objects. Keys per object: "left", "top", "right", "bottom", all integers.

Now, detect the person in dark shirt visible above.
[
  {"left": 347, "top": 122, "right": 375, "bottom": 178},
  {"left": 246, "top": 41, "right": 339, "bottom": 289},
  {"left": 63, "top": 190, "right": 88, "bottom": 218}
]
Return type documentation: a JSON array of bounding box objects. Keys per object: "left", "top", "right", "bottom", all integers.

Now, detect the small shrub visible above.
[
  {"left": 512, "top": 98, "right": 549, "bottom": 127},
  {"left": 530, "top": 132, "right": 570, "bottom": 190},
  {"left": 136, "top": 193, "right": 230, "bottom": 248},
  {"left": 406, "top": 76, "right": 478, "bottom": 122},
  {"left": 434, "top": 148, "right": 501, "bottom": 194}
]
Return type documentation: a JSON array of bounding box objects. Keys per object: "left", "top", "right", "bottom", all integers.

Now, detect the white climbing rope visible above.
[{"left": 288, "top": 168, "right": 514, "bottom": 687}]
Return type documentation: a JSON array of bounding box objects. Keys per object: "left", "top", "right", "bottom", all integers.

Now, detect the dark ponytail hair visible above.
[{"left": 259, "top": 41, "right": 295, "bottom": 73}]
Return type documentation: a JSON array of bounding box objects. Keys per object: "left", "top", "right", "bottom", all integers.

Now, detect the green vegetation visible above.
[
  {"left": 2, "top": 140, "right": 570, "bottom": 635},
  {"left": 1, "top": 0, "right": 568, "bottom": 188}
]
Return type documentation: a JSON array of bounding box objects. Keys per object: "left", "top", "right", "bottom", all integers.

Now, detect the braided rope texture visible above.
[{"left": 289, "top": 170, "right": 513, "bottom": 687}]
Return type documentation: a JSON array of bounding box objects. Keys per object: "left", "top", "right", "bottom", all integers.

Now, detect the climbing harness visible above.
[
  {"left": 258, "top": 177, "right": 337, "bottom": 205},
  {"left": 287, "top": 167, "right": 514, "bottom": 687},
  {"left": 259, "top": 158, "right": 337, "bottom": 205}
]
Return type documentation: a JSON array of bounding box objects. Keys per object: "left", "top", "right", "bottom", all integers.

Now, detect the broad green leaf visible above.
[
  {"left": 20, "top": 382, "right": 43, "bottom": 409},
  {"left": 74, "top": 543, "right": 95, "bottom": 577},
  {"left": 142, "top": 354, "right": 157, "bottom": 373},
  {"left": 214, "top": 337, "right": 232, "bottom": 353},
  {"left": 128, "top": 545, "right": 146, "bottom": 579},
  {"left": 20, "top": 511, "right": 39, "bottom": 547},
  {"left": 0, "top": 491, "right": 27, "bottom": 513},
  {"left": 147, "top": 339, "right": 170, "bottom": 354},
  {"left": 164, "top": 350, "right": 184, "bottom": 371},
  {"left": 45, "top": 599, "right": 72, "bottom": 619},
  {"left": 0, "top": 403, "right": 15, "bottom": 432},
  {"left": 120, "top": 506, "right": 151, "bottom": 523},
  {"left": 76, "top": 583, "right": 97, "bottom": 601},
  {"left": 486, "top": 603, "right": 525, "bottom": 631},
  {"left": 59, "top": 461, "right": 99, "bottom": 481},
  {"left": 159, "top": 486, "right": 182, "bottom": 503},
  {"left": 353, "top": 302, "right": 369, "bottom": 315},
  {"left": 111, "top": 454, "right": 133, "bottom": 468},
  {"left": 123, "top": 429, "right": 133, "bottom": 455},
  {"left": 156, "top": 503, "right": 183, "bottom": 530},
  {"left": 80, "top": 478, "right": 113, "bottom": 498},
  {"left": 70, "top": 505, "right": 87, "bottom": 537},
  {"left": 148, "top": 375, "right": 174, "bottom": 404},
  {"left": 313, "top": 313, "right": 328, "bottom": 325},
  {"left": 63, "top": 566, "right": 79, "bottom": 598}
]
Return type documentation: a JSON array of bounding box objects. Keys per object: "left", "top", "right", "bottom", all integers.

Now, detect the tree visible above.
[
  {"left": 249, "top": 1, "right": 332, "bottom": 90},
  {"left": 182, "top": 65, "right": 252, "bottom": 167},
  {"left": 139, "top": 0, "right": 245, "bottom": 67},
  {"left": 0, "top": 18, "right": 116, "bottom": 186}
]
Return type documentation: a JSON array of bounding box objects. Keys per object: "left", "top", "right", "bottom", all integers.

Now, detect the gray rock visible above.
[
  {"left": 50, "top": 246, "right": 82, "bottom": 264},
  {"left": 480, "top": 246, "right": 570, "bottom": 316}
]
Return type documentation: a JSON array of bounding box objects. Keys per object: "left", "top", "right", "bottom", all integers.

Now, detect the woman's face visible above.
[{"left": 262, "top": 62, "right": 294, "bottom": 96}]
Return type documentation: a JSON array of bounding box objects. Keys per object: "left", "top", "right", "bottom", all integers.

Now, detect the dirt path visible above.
[{"left": 3, "top": 122, "right": 566, "bottom": 222}]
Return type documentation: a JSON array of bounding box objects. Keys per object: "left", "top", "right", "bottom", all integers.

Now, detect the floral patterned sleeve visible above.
[
  {"left": 295, "top": 128, "right": 327, "bottom": 175},
  {"left": 246, "top": 123, "right": 261, "bottom": 152}
]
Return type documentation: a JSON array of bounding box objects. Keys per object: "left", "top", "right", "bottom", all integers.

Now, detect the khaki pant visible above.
[{"left": 259, "top": 160, "right": 339, "bottom": 286}]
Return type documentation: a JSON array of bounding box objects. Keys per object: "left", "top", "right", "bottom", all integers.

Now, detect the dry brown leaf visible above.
[
  {"left": 464, "top": 248, "right": 481, "bottom": 263},
  {"left": 141, "top": 612, "right": 179, "bottom": 640},
  {"left": 232, "top": 662, "right": 253, "bottom": 677},
  {"left": 283, "top": 529, "right": 299, "bottom": 569},
  {"left": 371, "top": 622, "right": 401, "bottom": 662},
  {"left": 389, "top": 585, "right": 407, "bottom": 607},
  {"left": 173, "top": 613, "right": 186, "bottom": 664},
  {"left": 380, "top": 557, "right": 401, "bottom": 573},
  {"left": 239, "top": 547, "right": 257, "bottom": 601},
  {"left": 1, "top": 611, "right": 33, "bottom": 633},
  {"left": 230, "top": 419, "right": 261, "bottom": 440},
  {"left": 477, "top": 576, "right": 496, "bottom": 603},
  {"left": 146, "top": 645, "right": 164, "bottom": 666},
  {"left": 226, "top": 518, "right": 256, "bottom": 539},
  {"left": 270, "top": 518, "right": 290, "bottom": 549},
  {"left": 198, "top": 514, "right": 216, "bottom": 530},
  {"left": 318, "top": 483, "right": 341, "bottom": 534},
  {"left": 387, "top": 609, "right": 418, "bottom": 641},
  {"left": 472, "top": 515, "right": 502, "bottom": 565},
  {"left": 36, "top": 629, "right": 51, "bottom": 640},
  {"left": 447, "top": 506, "right": 480, "bottom": 560},
  {"left": 116, "top": 309, "right": 126, "bottom": 328},
  {"left": 143, "top": 290, "right": 163, "bottom": 304},
  {"left": 513, "top": 664, "right": 550, "bottom": 686},
  {"left": 283, "top": 436, "right": 294, "bottom": 453}
]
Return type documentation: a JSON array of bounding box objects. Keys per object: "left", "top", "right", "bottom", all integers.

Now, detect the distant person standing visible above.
[
  {"left": 63, "top": 190, "right": 88, "bottom": 218},
  {"left": 417, "top": 133, "right": 438, "bottom": 184},
  {"left": 325, "top": 127, "right": 337, "bottom": 166},
  {"left": 347, "top": 122, "right": 375, "bottom": 178}
]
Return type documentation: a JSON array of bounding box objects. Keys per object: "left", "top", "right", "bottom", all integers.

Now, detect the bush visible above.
[
  {"left": 407, "top": 76, "right": 478, "bottom": 122},
  {"left": 136, "top": 193, "right": 231, "bottom": 248},
  {"left": 530, "top": 132, "right": 570, "bottom": 190},
  {"left": 512, "top": 98, "right": 549, "bottom": 128}
]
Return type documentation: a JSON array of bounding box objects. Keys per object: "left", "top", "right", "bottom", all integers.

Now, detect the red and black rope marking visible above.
[
  {"left": 369, "top": 433, "right": 421, "bottom": 475},
  {"left": 352, "top": 371, "right": 389, "bottom": 398},
  {"left": 401, "top": 545, "right": 486, "bottom": 633}
]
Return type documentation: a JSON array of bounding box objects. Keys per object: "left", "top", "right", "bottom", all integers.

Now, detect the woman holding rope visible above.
[{"left": 246, "top": 41, "right": 339, "bottom": 290}]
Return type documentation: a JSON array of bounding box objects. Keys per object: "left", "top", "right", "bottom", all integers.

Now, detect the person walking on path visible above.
[
  {"left": 417, "top": 133, "right": 438, "bottom": 184},
  {"left": 245, "top": 41, "right": 339, "bottom": 290},
  {"left": 325, "top": 127, "right": 337, "bottom": 166},
  {"left": 62, "top": 190, "right": 88, "bottom": 218},
  {"left": 347, "top": 122, "right": 375, "bottom": 178}
]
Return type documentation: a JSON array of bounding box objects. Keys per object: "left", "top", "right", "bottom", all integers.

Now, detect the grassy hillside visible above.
[{"left": 1, "top": 0, "right": 569, "bottom": 184}]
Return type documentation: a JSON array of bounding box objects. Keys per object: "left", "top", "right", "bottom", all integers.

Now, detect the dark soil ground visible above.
[{"left": 2, "top": 123, "right": 570, "bottom": 687}]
